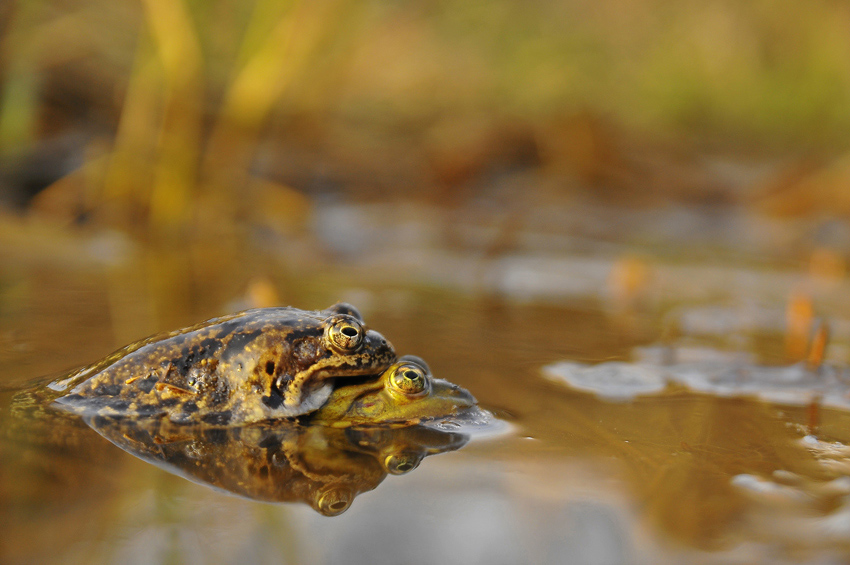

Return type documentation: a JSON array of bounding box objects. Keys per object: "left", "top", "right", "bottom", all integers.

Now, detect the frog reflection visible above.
[{"left": 86, "top": 416, "right": 468, "bottom": 516}]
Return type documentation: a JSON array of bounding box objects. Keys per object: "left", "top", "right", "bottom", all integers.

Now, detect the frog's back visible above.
[
  {"left": 68, "top": 307, "right": 315, "bottom": 383},
  {"left": 52, "top": 305, "right": 395, "bottom": 423}
]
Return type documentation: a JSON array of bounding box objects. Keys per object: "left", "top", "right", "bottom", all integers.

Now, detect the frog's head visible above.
[
  {"left": 308, "top": 355, "right": 476, "bottom": 427},
  {"left": 243, "top": 303, "right": 396, "bottom": 416}
]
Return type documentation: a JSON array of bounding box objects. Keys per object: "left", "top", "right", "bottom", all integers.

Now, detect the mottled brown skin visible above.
[{"left": 53, "top": 304, "right": 396, "bottom": 424}]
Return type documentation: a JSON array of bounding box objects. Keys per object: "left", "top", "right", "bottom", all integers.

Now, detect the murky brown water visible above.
[{"left": 3, "top": 201, "right": 850, "bottom": 564}]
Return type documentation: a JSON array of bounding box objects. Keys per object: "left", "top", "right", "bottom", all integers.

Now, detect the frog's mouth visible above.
[{"left": 279, "top": 360, "right": 389, "bottom": 411}]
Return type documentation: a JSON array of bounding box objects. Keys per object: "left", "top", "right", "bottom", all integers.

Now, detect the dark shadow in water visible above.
[{"left": 84, "top": 415, "right": 469, "bottom": 516}]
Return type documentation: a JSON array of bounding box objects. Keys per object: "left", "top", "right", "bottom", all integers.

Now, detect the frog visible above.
[
  {"left": 306, "top": 355, "right": 477, "bottom": 428},
  {"left": 51, "top": 303, "right": 396, "bottom": 424}
]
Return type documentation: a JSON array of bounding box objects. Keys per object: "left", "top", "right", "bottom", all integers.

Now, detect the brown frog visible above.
[{"left": 52, "top": 303, "right": 396, "bottom": 424}]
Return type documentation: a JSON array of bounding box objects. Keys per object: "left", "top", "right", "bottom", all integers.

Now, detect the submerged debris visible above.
[
  {"left": 543, "top": 345, "right": 850, "bottom": 408},
  {"left": 542, "top": 361, "right": 667, "bottom": 401}
]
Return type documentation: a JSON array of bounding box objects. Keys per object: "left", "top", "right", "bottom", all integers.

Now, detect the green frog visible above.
[
  {"left": 52, "top": 303, "right": 396, "bottom": 424},
  {"left": 307, "top": 355, "right": 477, "bottom": 427}
]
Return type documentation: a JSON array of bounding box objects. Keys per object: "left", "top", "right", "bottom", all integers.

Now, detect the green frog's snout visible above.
[{"left": 433, "top": 379, "right": 476, "bottom": 410}]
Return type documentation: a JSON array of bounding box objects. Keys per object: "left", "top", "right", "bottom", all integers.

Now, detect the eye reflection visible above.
[
  {"left": 384, "top": 452, "right": 421, "bottom": 475},
  {"left": 316, "top": 486, "right": 353, "bottom": 516}
]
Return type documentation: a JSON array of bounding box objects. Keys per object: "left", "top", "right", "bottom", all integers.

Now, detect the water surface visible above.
[{"left": 3, "top": 209, "right": 850, "bottom": 564}]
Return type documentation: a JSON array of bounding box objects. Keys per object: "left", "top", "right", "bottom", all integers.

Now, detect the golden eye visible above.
[
  {"left": 389, "top": 363, "right": 430, "bottom": 397},
  {"left": 325, "top": 316, "right": 364, "bottom": 352},
  {"left": 384, "top": 452, "right": 421, "bottom": 475}
]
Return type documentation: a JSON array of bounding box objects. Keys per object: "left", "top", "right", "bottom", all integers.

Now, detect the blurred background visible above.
[
  {"left": 7, "top": 3, "right": 850, "bottom": 562},
  {"left": 6, "top": 0, "right": 850, "bottom": 222}
]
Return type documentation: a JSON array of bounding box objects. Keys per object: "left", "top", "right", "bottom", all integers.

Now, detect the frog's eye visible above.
[
  {"left": 388, "top": 362, "right": 430, "bottom": 397},
  {"left": 325, "top": 315, "right": 364, "bottom": 353}
]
